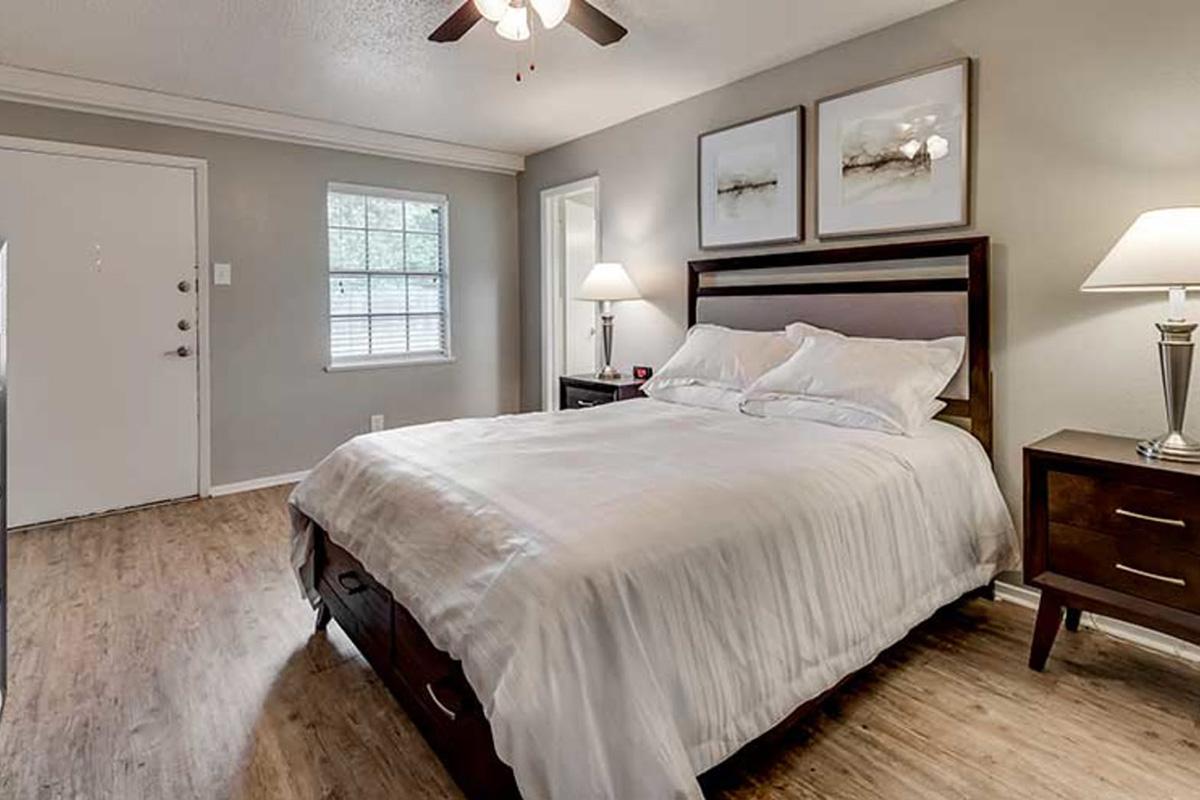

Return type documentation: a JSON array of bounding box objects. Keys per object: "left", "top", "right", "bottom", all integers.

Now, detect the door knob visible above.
[
  {"left": 166, "top": 346, "right": 194, "bottom": 358},
  {"left": 177, "top": 280, "right": 192, "bottom": 293}
]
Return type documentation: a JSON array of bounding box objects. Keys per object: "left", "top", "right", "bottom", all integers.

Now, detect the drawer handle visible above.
[
  {"left": 425, "top": 682, "right": 457, "bottom": 721},
  {"left": 576, "top": 399, "right": 598, "bottom": 408},
  {"left": 1114, "top": 508, "right": 1186, "bottom": 528},
  {"left": 1115, "top": 563, "right": 1187, "bottom": 587},
  {"left": 337, "top": 570, "right": 368, "bottom": 595}
]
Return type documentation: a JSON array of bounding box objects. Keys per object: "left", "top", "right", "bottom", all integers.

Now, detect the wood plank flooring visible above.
[{"left": 0, "top": 486, "right": 1198, "bottom": 799}]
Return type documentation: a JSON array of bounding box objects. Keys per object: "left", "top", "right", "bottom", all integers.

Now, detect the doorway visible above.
[
  {"left": 540, "top": 176, "right": 600, "bottom": 410},
  {"left": 0, "top": 136, "right": 211, "bottom": 527}
]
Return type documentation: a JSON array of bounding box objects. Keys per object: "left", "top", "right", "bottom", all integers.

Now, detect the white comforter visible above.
[{"left": 290, "top": 399, "right": 1016, "bottom": 800}]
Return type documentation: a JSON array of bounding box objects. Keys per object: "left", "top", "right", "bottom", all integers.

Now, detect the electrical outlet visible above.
[{"left": 370, "top": 414, "right": 385, "bottom": 432}]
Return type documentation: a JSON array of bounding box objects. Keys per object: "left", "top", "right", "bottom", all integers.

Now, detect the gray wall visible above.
[
  {"left": 518, "top": 0, "right": 1200, "bottom": 518},
  {"left": 0, "top": 100, "right": 520, "bottom": 486}
]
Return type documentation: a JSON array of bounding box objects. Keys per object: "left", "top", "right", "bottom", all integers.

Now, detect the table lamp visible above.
[
  {"left": 1082, "top": 207, "right": 1200, "bottom": 462},
  {"left": 576, "top": 262, "right": 640, "bottom": 380}
]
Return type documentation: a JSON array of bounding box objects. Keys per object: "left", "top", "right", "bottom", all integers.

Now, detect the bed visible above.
[{"left": 289, "top": 236, "right": 1017, "bottom": 800}]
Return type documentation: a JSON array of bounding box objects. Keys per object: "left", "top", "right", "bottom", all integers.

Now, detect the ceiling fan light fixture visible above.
[
  {"left": 495, "top": 4, "right": 531, "bottom": 41},
  {"left": 530, "top": 0, "right": 570, "bottom": 29},
  {"left": 474, "top": 0, "right": 510, "bottom": 22}
]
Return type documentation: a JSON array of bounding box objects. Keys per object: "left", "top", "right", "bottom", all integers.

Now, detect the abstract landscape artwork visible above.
[
  {"left": 817, "top": 60, "right": 970, "bottom": 238},
  {"left": 699, "top": 108, "right": 802, "bottom": 248}
]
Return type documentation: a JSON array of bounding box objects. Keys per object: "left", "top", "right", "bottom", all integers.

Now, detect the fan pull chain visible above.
[
  {"left": 529, "top": 22, "right": 537, "bottom": 74},
  {"left": 516, "top": 18, "right": 537, "bottom": 83}
]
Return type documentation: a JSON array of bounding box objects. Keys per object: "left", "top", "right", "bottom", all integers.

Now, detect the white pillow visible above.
[
  {"left": 641, "top": 384, "right": 744, "bottom": 413},
  {"left": 642, "top": 324, "right": 797, "bottom": 411},
  {"left": 741, "top": 333, "right": 965, "bottom": 435},
  {"left": 785, "top": 320, "right": 838, "bottom": 342},
  {"left": 786, "top": 321, "right": 956, "bottom": 416},
  {"left": 741, "top": 394, "right": 948, "bottom": 435}
]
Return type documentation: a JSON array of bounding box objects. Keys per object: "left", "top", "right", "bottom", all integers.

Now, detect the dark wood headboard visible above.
[{"left": 687, "top": 237, "right": 992, "bottom": 457}]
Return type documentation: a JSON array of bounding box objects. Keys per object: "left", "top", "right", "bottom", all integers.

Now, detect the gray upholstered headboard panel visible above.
[{"left": 686, "top": 237, "right": 992, "bottom": 455}]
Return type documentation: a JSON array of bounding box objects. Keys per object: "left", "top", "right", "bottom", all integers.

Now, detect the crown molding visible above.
[{"left": 0, "top": 64, "right": 525, "bottom": 175}]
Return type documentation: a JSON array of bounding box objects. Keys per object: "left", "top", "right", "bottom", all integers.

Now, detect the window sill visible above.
[{"left": 325, "top": 355, "right": 456, "bottom": 373}]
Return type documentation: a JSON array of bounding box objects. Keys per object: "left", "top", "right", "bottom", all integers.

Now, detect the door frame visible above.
[
  {"left": 0, "top": 135, "right": 213, "bottom": 497},
  {"left": 540, "top": 175, "right": 600, "bottom": 411}
]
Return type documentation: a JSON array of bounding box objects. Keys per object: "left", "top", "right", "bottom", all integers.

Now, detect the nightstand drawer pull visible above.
[
  {"left": 576, "top": 399, "right": 598, "bottom": 407},
  {"left": 1115, "top": 563, "right": 1187, "bottom": 587},
  {"left": 1114, "top": 508, "right": 1187, "bottom": 528}
]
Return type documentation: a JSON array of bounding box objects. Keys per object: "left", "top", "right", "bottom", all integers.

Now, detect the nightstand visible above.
[
  {"left": 1024, "top": 429, "right": 1200, "bottom": 671},
  {"left": 558, "top": 374, "right": 645, "bottom": 410}
]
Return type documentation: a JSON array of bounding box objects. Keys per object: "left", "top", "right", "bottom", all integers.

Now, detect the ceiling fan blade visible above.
[
  {"left": 429, "top": 2, "right": 483, "bottom": 42},
  {"left": 565, "top": 0, "right": 628, "bottom": 46}
]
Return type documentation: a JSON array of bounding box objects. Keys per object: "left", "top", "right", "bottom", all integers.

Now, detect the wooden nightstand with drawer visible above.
[
  {"left": 1024, "top": 429, "right": 1200, "bottom": 670},
  {"left": 558, "top": 374, "right": 645, "bottom": 410}
]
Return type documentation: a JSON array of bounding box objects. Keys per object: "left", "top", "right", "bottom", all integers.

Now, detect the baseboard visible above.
[
  {"left": 992, "top": 580, "right": 1043, "bottom": 610},
  {"left": 209, "top": 470, "right": 309, "bottom": 497},
  {"left": 995, "top": 580, "right": 1200, "bottom": 665}
]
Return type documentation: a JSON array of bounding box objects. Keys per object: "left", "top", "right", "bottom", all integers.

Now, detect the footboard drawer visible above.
[
  {"left": 388, "top": 604, "right": 518, "bottom": 798},
  {"left": 319, "top": 543, "right": 393, "bottom": 671},
  {"left": 313, "top": 531, "right": 520, "bottom": 800}
]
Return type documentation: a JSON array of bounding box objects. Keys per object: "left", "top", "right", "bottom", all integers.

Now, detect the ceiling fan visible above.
[{"left": 429, "top": 0, "right": 628, "bottom": 47}]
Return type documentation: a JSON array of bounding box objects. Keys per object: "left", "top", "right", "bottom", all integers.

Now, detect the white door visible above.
[
  {"left": 541, "top": 178, "right": 600, "bottom": 409},
  {"left": 563, "top": 196, "right": 598, "bottom": 377},
  {"left": 0, "top": 147, "right": 199, "bottom": 527}
]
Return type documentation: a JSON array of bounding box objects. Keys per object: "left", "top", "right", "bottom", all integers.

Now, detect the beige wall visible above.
[
  {"left": 0, "top": 101, "right": 520, "bottom": 486},
  {"left": 518, "top": 0, "right": 1200, "bottom": 520}
]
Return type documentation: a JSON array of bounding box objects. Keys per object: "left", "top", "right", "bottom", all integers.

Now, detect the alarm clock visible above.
[{"left": 632, "top": 365, "right": 653, "bottom": 381}]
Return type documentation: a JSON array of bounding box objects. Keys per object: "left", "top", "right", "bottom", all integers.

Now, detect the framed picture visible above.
[
  {"left": 698, "top": 107, "right": 803, "bottom": 249},
  {"left": 816, "top": 59, "right": 971, "bottom": 239}
]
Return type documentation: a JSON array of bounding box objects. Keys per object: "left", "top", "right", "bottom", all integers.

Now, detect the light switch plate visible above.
[{"left": 213, "top": 263, "right": 232, "bottom": 285}]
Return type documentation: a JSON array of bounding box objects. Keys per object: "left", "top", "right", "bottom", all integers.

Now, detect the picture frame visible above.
[
  {"left": 816, "top": 59, "right": 971, "bottom": 239},
  {"left": 698, "top": 107, "right": 804, "bottom": 249}
]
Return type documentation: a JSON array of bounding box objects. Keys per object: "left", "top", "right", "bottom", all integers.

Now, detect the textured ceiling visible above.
[{"left": 0, "top": 0, "right": 954, "bottom": 156}]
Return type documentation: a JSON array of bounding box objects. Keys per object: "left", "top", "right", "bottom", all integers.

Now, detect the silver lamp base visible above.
[
  {"left": 1141, "top": 320, "right": 1200, "bottom": 463},
  {"left": 595, "top": 300, "right": 621, "bottom": 380},
  {"left": 1138, "top": 432, "right": 1200, "bottom": 462}
]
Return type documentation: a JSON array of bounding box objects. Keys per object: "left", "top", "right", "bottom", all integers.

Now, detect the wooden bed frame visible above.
[{"left": 302, "top": 236, "right": 994, "bottom": 799}]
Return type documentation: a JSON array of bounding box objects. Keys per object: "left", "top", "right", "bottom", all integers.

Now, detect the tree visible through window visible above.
[{"left": 326, "top": 184, "right": 450, "bottom": 365}]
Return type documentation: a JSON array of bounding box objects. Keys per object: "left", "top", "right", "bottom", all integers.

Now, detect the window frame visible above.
[{"left": 324, "top": 181, "right": 453, "bottom": 372}]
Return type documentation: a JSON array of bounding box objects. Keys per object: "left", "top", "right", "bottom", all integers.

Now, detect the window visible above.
[{"left": 326, "top": 183, "right": 450, "bottom": 368}]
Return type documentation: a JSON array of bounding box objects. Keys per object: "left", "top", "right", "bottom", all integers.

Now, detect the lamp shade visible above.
[
  {"left": 1082, "top": 207, "right": 1200, "bottom": 292},
  {"left": 577, "top": 262, "right": 640, "bottom": 301},
  {"left": 495, "top": 4, "right": 531, "bottom": 41},
  {"left": 474, "top": 0, "right": 509, "bottom": 22},
  {"left": 530, "top": 0, "right": 571, "bottom": 29}
]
